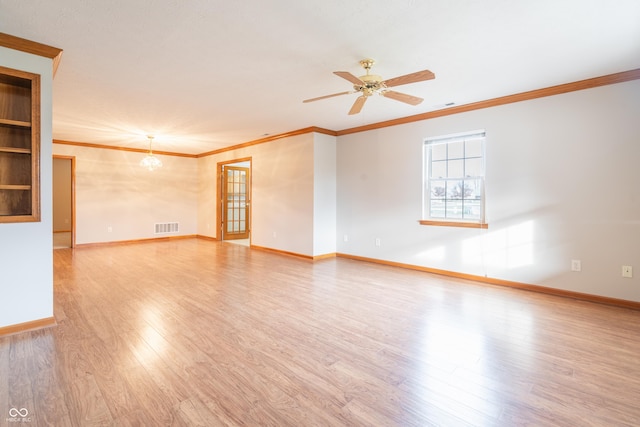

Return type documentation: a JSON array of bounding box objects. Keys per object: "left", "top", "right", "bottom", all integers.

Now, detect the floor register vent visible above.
[{"left": 155, "top": 222, "right": 179, "bottom": 234}]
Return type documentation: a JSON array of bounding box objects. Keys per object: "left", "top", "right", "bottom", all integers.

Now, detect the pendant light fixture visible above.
[{"left": 140, "top": 135, "right": 162, "bottom": 171}]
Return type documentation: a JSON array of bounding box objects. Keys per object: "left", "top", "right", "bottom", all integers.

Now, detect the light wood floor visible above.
[{"left": 2, "top": 239, "right": 640, "bottom": 426}]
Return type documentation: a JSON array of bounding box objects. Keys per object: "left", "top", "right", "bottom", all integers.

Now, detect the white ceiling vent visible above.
[{"left": 155, "top": 222, "right": 179, "bottom": 234}]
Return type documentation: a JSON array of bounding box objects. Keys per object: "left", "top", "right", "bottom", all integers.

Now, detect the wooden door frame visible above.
[
  {"left": 216, "top": 157, "right": 252, "bottom": 242},
  {"left": 52, "top": 155, "right": 76, "bottom": 248}
]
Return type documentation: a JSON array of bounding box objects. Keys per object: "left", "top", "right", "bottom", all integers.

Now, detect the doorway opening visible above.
[
  {"left": 52, "top": 155, "right": 75, "bottom": 249},
  {"left": 217, "top": 158, "right": 251, "bottom": 246}
]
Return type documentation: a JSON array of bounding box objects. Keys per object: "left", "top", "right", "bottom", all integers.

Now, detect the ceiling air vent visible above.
[{"left": 155, "top": 222, "right": 179, "bottom": 234}]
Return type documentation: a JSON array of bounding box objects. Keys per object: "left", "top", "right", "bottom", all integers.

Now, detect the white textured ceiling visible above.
[{"left": 1, "top": 0, "right": 639, "bottom": 155}]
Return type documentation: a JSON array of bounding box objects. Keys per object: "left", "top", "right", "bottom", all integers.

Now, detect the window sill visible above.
[{"left": 418, "top": 220, "right": 488, "bottom": 229}]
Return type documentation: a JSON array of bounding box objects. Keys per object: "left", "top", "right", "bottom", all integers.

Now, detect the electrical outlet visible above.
[
  {"left": 272, "top": 231, "right": 277, "bottom": 238},
  {"left": 571, "top": 259, "right": 581, "bottom": 272},
  {"left": 343, "top": 235, "right": 348, "bottom": 242},
  {"left": 622, "top": 265, "right": 633, "bottom": 278},
  {"left": 375, "top": 237, "right": 381, "bottom": 247},
  {"left": 107, "top": 226, "right": 113, "bottom": 233}
]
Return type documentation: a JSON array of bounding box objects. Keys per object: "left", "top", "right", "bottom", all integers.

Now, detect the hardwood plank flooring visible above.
[{"left": 1, "top": 238, "right": 640, "bottom": 426}]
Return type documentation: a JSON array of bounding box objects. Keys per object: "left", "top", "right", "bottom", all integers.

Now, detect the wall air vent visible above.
[{"left": 155, "top": 222, "right": 179, "bottom": 234}]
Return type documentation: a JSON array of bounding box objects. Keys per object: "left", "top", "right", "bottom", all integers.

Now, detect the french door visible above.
[{"left": 222, "top": 166, "right": 250, "bottom": 240}]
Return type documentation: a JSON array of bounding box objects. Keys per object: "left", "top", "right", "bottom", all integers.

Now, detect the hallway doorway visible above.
[{"left": 53, "top": 156, "right": 75, "bottom": 249}]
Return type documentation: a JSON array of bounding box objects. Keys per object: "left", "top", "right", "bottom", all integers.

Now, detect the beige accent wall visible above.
[{"left": 52, "top": 144, "right": 198, "bottom": 244}]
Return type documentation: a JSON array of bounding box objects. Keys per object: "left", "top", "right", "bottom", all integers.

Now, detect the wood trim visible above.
[
  {"left": 0, "top": 32, "right": 63, "bottom": 76},
  {"left": 336, "top": 253, "right": 640, "bottom": 311},
  {"left": 0, "top": 118, "right": 31, "bottom": 128},
  {"left": 53, "top": 139, "right": 198, "bottom": 158},
  {"left": 0, "top": 147, "right": 32, "bottom": 154},
  {"left": 250, "top": 245, "right": 336, "bottom": 261},
  {"left": 0, "top": 184, "right": 31, "bottom": 190},
  {"left": 419, "top": 220, "right": 489, "bottom": 229},
  {"left": 197, "top": 126, "right": 337, "bottom": 158},
  {"left": 313, "top": 252, "right": 337, "bottom": 260},
  {"left": 0, "top": 316, "right": 56, "bottom": 337},
  {"left": 250, "top": 244, "right": 315, "bottom": 260},
  {"left": 31, "top": 72, "right": 41, "bottom": 222},
  {"left": 337, "top": 68, "right": 640, "bottom": 136},
  {"left": 52, "top": 52, "right": 63, "bottom": 77},
  {"left": 75, "top": 234, "right": 196, "bottom": 248},
  {"left": 196, "top": 235, "right": 218, "bottom": 242}
]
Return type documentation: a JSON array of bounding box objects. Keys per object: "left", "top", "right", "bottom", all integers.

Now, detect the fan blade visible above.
[
  {"left": 303, "top": 91, "right": 352, "bottom": 103},
  {"left": 334, "top": 71, "right": 364, "bottom": 85},
  {"left": 382, "top": 69, "right": 435, "bottom": 88},
  {"left": 348, "top": 96, "right": 367, "bottom": 115},
  {"left": 382, "top": 90, "right": 423, "bottom": 106}
]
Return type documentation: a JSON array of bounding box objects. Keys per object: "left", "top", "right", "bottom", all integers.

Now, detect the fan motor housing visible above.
[{"left": 355, "top": 74, "right": 384, "bottom": 95}]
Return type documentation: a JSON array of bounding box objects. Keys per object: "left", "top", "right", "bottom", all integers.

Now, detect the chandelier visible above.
[{"left": 140, "top": 135, "right": 162, "bottom": 171}]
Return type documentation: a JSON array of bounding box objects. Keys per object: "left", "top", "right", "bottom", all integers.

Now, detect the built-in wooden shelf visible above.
[
  {"left": 0, "top": 184, "right": 31, "bottom": 190},
  {"left": 0, "top": 65, "right": 40, "bottom": 222},
  {"left": 0, "top": 118, "right": 31, "bottom": 128},
  {"left": 0, "top": 146, "right": 31, "bottom": 154}
]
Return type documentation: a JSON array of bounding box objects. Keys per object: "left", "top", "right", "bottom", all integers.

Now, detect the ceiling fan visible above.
[{"left": 303, "top": 59, "right": 435, "bottom": 115}]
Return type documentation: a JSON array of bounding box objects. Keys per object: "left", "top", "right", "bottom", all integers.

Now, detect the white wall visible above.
[
  {"left": 52, "top": 144, "right": 198, "bottom": 244},
  {"left": 198, "top": 133, "right": 317, "bottom": 256},
  {"left": 337, "top": 80, "right": 640, "bottom": 302},
  {"left": 313, "top": 133, "right": 337, "bottom": 256},
  {"left": 0, "top": 47, "right": 54, "bottom": 328}
]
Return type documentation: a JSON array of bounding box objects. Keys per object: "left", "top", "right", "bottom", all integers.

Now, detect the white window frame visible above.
[{"left": 422, "top": 130, "right": 486, "bottom": 227}]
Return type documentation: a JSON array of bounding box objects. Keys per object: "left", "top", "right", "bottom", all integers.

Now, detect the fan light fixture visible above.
[
  {"left": 140, "top": 135, "right": 162, "bottom": 171},
  {"left": 303, "top": 58, "right": 435, "bottom": 115}
]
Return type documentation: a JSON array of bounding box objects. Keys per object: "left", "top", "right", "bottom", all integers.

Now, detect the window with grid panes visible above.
[{"left": 424, "top": 130, "right": 486, "bottom": 223}]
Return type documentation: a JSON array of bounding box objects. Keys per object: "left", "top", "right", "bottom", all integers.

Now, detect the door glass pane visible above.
[{"left": 223, "top": 166, "right": 249, "bottom": 237}]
